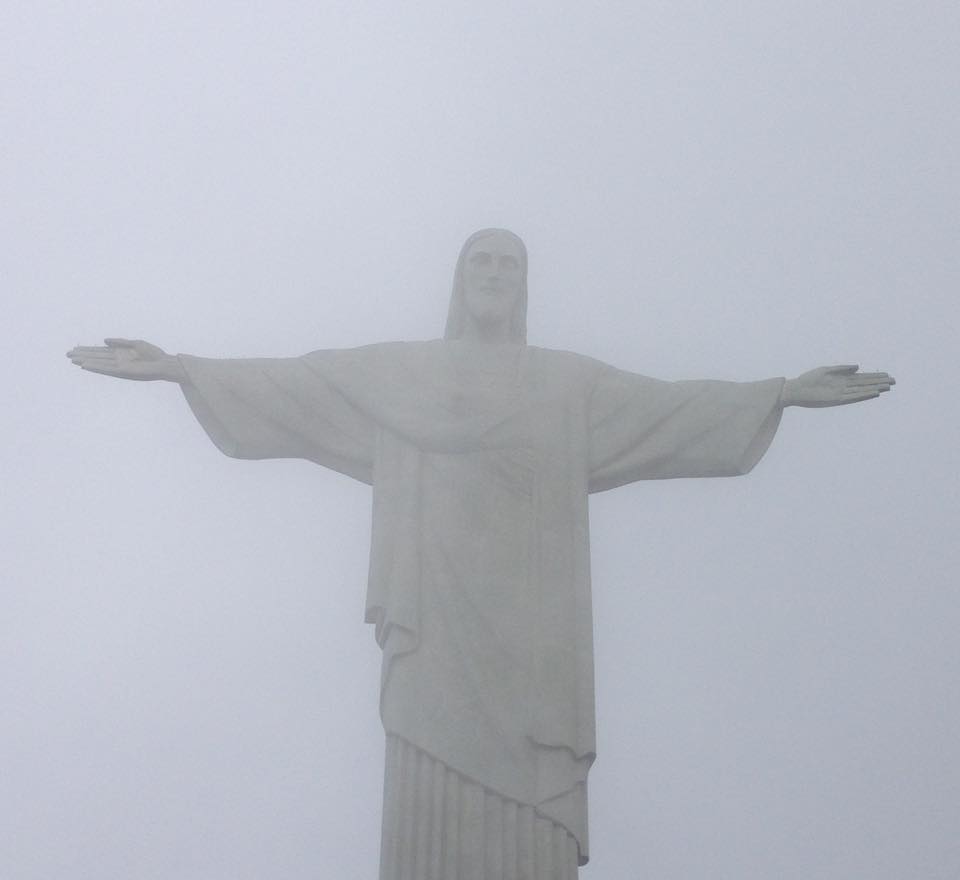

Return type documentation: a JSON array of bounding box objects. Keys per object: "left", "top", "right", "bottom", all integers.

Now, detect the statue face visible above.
[{"left": 461, "top": 232, "right": 524, "bottom": 337}]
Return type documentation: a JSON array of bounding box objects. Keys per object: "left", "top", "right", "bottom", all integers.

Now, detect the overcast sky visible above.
[{"left": 3, "top": 2, "right": 958, "bottom": 878}]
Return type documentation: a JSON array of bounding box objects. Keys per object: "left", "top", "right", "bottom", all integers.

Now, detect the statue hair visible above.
[{"left": 444, "top": 228, "right": 528, "bottom": 343}]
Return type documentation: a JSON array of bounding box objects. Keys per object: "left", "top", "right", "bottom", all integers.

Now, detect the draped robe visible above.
[{"left": 177, "top": 340, "right": 784, "bottom": 876}]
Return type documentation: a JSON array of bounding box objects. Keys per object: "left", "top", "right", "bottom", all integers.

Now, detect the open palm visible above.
[
  {"left": 784, "top": 365, "right": 895, "bottom": 407},
  {"left": 66, "top": 338, "right": 181, "bottom": 381}
]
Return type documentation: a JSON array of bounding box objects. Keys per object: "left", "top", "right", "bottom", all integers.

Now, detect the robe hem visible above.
[{"left": 381, "top": 730, "right": 590, "bottom": 866}]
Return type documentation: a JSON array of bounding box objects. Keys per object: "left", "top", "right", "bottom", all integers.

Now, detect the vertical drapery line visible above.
[
  {"left": 429, "top": 759, "right": 445, "bottom": 880},
  {"left": 415, "top": 750, "right": 432, "bottom": 874},
  {"left": 443, "top": 766, "right": 461, "bottom": 878},
  {"left": 380, "top": 734, "right": 579, "bottom": 879},
  {"left": 567, "top": 837, "right": 579, "bottom": 880},
  {"left": 503, "top": 801, "right": 518, "bottom": 880},
  {"left": 518, "top": 805, "right": 536, "bottom": 879},
  {"left": 552, "top": 825, "right": 569, "bottom": 880},
  {"left": 484, "top": 791, "right": 502, "bottom": 880},
  {"left": 461, "top": 779, "right": 485, "bottom": 880},
  {"left": 535, "top": 817, "right": 553, "bottom": 877},
  {"left": 399, "top": 739, "right": 417, "bottom": 880},
  {"left": 380, "top": 736, "right": 397, "bottom": 878}
]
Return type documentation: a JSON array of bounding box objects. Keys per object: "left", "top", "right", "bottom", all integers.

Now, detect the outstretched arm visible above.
[
  {"left": 69, "top": 339, "right": 377, "bottom": 481},
  {"left": 781, "top": 365, "right": 895, "bottom": 407},
  {"left": 67, "top": 339, "right": 187, "bottom": 383}
]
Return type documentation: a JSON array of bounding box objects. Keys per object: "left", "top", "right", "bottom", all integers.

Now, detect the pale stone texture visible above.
[
  {"left": 175, "top": 330, "right": 785, "bottom": 873},
  {"left": 66, "top": 228, "right": 894, "bottom": 879}
]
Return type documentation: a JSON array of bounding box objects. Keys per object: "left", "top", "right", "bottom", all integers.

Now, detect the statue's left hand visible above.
[{"left": 782, "top": 365, "right": 895, "bottom": 407}]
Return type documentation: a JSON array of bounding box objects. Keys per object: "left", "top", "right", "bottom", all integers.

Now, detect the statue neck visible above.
[{"left": 459, "top": 315, "right": 513, "bottom": 344}]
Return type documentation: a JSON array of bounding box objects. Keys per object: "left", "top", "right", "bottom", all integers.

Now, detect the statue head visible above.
[{"left": 444, "top": 228, "right": 528, "bottom": 343}]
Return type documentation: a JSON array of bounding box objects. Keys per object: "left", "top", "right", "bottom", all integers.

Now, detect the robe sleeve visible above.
[
  {"left": 178, "top": 353, "right": 375, "bottom": 483},
  {"left": 587, "top": 366, "right": 785, "bottom": 492}
]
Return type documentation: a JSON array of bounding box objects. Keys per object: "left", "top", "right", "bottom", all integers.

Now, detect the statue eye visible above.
[
  {"left": 500, "top": 256, "right": 519, "bottom": 271},
  {"left": 470, "top": 252, "right": 492, "bottom": 266}
]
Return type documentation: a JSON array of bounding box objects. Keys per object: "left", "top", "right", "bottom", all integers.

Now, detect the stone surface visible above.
[{"left": 66, "top": 228, "right": 895, "bottom": 878}]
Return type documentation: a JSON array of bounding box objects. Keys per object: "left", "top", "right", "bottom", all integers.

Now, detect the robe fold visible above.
[{"left": 178, "top": 340, "right": 784, "bottom": 873}]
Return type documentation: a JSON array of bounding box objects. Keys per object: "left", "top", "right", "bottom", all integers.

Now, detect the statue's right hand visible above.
[{"left": 66, "top": 338, "right": 184, "bottom": 382}]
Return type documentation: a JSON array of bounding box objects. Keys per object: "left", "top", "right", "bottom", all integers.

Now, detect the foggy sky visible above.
[{"left": 3, "top": 1, "right": 958, "bottom": 878}]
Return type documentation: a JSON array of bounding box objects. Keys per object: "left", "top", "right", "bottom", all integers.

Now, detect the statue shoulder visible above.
[
  {"left": 526, "top": 345, "right": 610, "bottom": 398},
  {"left": 301, "top": 339, "right": 437, "bottom": 365},
  {"left": 299, "top": 340, "right": 452, "bottom": 392},
  {"left": 528, "top": 345, "right": 608, "bottom": 381}
]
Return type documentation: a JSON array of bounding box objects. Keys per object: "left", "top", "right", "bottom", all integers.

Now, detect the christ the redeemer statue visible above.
[{"left": 68, "top": 229, "right": 894, "bottom": 880}]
